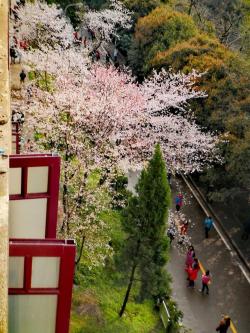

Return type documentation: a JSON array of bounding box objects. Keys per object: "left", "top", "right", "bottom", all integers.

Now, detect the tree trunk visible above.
[
  {"left": 119, "top": 239, "right": 140, "bottom": 317},
  {"left": 61, "top": 128, "right": 70, "bottom": 233},
  {"left": 119, "top": 261, "right": 137, "bottom": 317},
  {"left": 61, "top": 181, "right": 68, "bottom": 232},
  {"left": 75, "top": 235, "right": 86, "bottom": 266}
]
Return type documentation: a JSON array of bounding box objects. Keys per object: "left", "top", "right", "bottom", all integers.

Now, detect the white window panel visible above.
[
  {"left": 9, "top": 257, "right": 24, "bottom": 289},
  {"left": 9, "top": 168, "right": 22, "bottom": 195},
  {"left": 31, "top": 257, "right": 60, "bottom": 288},
  {"left": 9, "top": 199, "right": 47, "bottom": 238},
  {"left": 9, "top": 295, "right": 57, "bottom": 333},
  {"left": 27, "top": 167, "right": 49, "bottom": 193}
]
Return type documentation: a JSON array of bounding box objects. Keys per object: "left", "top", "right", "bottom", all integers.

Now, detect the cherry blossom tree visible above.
[
  {"left": 82, "top": 0, "right": 132, "bottom": 52},
  {"left": 11, "top": 0, "right": 222, "bottom": 268},
  {"left": 19, "top": 81, "right": 118, "bottom": 267},
  {"left": 84, "top": 0, "right": 132, "bottom": 42},
  {"left": 142, "top": 68, "right": 206, "bottom": 114},
  {"left": 11, "top": 0, "right": 73, "bottom": 49},
  {"left": 21, "top": 48, "right": 220, "bottom": 174}
]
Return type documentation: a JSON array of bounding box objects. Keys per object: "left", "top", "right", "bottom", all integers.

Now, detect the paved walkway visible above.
[
  {"left": 127, "top": 170, "right": 250, "bottom": 333},
  {"left": 193, "top": 179, "right": 250, "bottom": 268},
  {"left": 169, "top": 177, "right": 250, "bottom": 333}
]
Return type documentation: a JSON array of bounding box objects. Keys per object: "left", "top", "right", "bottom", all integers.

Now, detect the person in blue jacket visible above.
[{"left": 204, "top": 216, "right": 213, "bottom": 238}]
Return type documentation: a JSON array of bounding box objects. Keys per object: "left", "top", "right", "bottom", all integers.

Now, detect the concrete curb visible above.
[{"left": 181, "top": 174, "right": 250, "bottom": 276}]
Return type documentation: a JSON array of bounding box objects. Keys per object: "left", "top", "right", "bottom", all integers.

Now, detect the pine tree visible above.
[{"left": 119, "top": 144, "right": 171, "bottom": 317}]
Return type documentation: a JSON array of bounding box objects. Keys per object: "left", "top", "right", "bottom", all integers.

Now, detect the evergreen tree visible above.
[{"left": 119, "top": 144, "right": 171, "bottom": 317}]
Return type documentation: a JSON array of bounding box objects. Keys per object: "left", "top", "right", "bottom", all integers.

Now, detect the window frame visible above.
[{"left": 9, "top": 239, "right": 76, "bottom": 333}]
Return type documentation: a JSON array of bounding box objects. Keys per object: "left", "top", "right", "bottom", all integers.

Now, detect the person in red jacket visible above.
[{"left": 186, "top": 262, "right": 199, "bottom": 288}]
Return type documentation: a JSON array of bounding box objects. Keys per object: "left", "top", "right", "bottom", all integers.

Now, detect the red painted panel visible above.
[
  {"left": 9, "top": 239, "right": 76, "bottom": 333},
  {"left": 9, "top": 154, "right": 61, "bottom": 238},
  {"left": 12, "top": 122, "right": 20, "bottom": 154}
]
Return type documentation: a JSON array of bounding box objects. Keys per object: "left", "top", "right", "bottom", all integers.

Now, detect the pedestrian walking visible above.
[
  {"left": 73, "top": 31, "right": 78, "bottom": 41},
  {"left": 10, "top": 47, "right": 17, "bottom": 64},
  {"left": 88, "top": 28, "right": 95, "bottom": 40},
  {"left": 192, "top": 258, "right": 200, "bottom": 271},
  {"left": 216, "top": 316, "right": 231, "bottom": 333},
  {"left": 186, "top": 264, "right": 199, "bottom": 288},
  {"left": 113, "top": 47, "right": 118, "bottom": 62},
  {"left": 180, "top": 220, "right": 189, "bottom": 235},
  {"left": 185, "top": 246, "right": 195, "bottom": 267},
  {"left": 199, "top": 270, "right": 211, "bottom": 295},
  {"left": 204, "top": 216, "right": 213, "bottom": 238},
  {"left": 83, "top": 37, "right": 87, "bottom": 48},
  {"left": 19, "top": 69, "right": 26, "bottom": 84},
  {"left": 175, "top": 193, "right": 183, "bottom": 211},
  {"left": 95, "top": 49, "right": 101, "bottom": 61},
  {"left": 167, "top": 226, "right": 175, "bottom": 244},
  {"left": 19, "top": 40, "right": 28, "bottom": 50}
]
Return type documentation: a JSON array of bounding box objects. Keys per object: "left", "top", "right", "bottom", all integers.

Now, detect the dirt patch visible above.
[{"left": 74, "top": 290, "right": 104, "bottom": 324}]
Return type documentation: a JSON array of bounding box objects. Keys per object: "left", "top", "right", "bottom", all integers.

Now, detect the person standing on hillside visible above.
[
  {"left": 180, "top": 220, "right": 189, "bottom": 235},
  {"left": 216, "top": 316, "right": 231, "bottom": 333},
  {"left": 204, "top": 216, "right": 213, "bottom": 238}
]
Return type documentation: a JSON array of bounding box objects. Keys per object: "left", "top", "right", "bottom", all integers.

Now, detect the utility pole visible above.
[{"left": 0, "top": 0, "right": 10, "bottom": 331}]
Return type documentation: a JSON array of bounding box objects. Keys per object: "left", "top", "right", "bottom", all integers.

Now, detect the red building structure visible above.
[
  {"left": 11, "top": 122, "right": 20, "bottom": 154},
  {"left": 9, "top": 154, "right": 60, "bottom": 238},
  {"left": 9, "top": 239, "right": 75, "bottom": 333},
  {"left": 9, "top": 146, "right": 76, "bottom": 332}
]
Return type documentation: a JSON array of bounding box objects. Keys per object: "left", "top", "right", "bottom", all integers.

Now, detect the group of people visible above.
[
  {"left": 10, "top": 0, "right": 29, "bottom": 60},
  {"left": 185, "top": 245, "right": 211, "bottom": 293},
  {"left": 10, "top": 0, "right": 25, "bottom": 21},
  {"left": 75, "top": 26, "right": 119, "bottom": 67},
  {"left": 173, "top": 192, "right": 214, "bottom": 239},
  {"left": 185, "top": 245, "right": 231, "bottom": 332},
  {"left": 168, "top": 187, "right": 230, "bottom": 332}
]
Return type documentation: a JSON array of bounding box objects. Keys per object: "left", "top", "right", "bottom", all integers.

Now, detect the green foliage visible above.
[
  {"left": 121, "top": 145, "right": 172, "bottom": 302},
  {"left": 150, "top": 32, "right": 250, "bottom": 199},
  {"left": 117, "top": 0, "right": 170, "bottom": 57},
  {"left": 28, "top": 70, "right": 55, "bottom": 92},
  {"left": 151, "top": 34, "right": 232, "bottom": 73},
  {"left": 70, "top": 149, "right": 181, "bottom": 332},
  {"left": 173, "top": 0, "right": 249, "bottom": 54},
  {"left": 128, "top": 5, "right": 198, "bottom": 77},
  {"left": 46, "top": 0, "right": 107, "bottom": 27},
  {"left": 240, "top": 0, "right": 250, "bottom": 57},
  {"left": 71, "top": 210, "right": 165, "bottom": 333},
  {"left": 122, "top": 0, "right": 167, "bottom": 18}
]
